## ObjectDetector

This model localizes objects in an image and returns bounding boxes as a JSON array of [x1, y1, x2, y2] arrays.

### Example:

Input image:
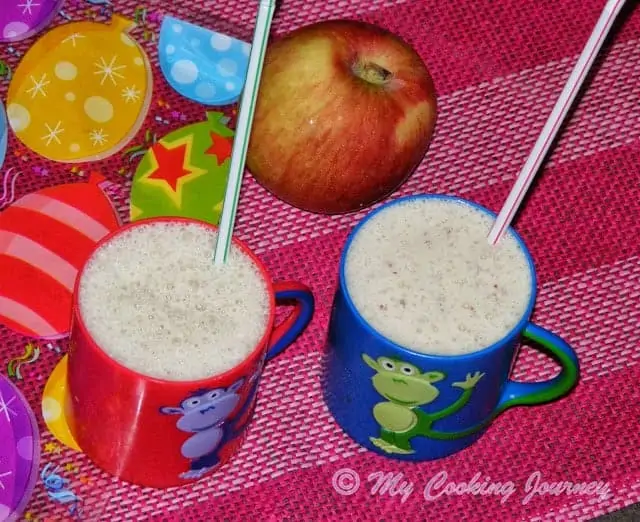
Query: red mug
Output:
[[65, 217, 315, 488]]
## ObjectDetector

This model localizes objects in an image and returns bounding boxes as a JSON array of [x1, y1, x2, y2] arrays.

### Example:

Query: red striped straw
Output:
[[487, 0, 628, 245]]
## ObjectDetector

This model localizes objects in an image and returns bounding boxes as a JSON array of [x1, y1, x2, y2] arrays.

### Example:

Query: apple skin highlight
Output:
[[246, 19, 438, 215]]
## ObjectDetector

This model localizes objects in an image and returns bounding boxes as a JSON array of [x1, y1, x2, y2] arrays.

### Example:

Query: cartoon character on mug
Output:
[[160, 367, 262, 480], [362, 354, 485, 455]]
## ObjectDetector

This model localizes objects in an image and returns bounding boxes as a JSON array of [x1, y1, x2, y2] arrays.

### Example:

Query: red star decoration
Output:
[[205, 132, 233, 166], [147, 142, 191, 192]]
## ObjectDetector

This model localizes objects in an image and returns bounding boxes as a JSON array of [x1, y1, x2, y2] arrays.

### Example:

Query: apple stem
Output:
[[354, 61, 393, 85]]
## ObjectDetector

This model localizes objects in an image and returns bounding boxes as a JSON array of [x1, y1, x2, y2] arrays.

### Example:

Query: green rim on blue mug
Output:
[[322, 194, 580, 460]]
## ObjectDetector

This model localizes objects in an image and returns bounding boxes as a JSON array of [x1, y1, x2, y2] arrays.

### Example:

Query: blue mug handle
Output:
[[265, 282, 315, 360], [495, 323, 580, 414]]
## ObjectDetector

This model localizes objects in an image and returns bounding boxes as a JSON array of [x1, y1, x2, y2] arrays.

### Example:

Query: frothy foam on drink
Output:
[[78, 221, 270, 381], [344, 198, 533, 355]]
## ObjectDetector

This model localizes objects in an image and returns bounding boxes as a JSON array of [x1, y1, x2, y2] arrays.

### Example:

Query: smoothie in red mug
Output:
[[66, 217, 314, 488]]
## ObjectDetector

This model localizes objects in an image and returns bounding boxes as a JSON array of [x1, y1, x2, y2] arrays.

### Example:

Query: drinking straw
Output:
[[213, 0, 276, 264], [487, 0, 628, 245]]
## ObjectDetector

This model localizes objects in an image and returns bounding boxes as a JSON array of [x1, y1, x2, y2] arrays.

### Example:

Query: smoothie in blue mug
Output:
[[322, 194, 579, 460]]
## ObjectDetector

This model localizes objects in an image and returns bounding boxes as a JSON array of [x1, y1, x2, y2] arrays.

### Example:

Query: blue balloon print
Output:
[[158, 16, 251, 106], [0, 101, 7, 170]]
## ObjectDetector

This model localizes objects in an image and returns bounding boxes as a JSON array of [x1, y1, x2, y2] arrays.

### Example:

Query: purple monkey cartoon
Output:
[[161, 378, 245, 480]]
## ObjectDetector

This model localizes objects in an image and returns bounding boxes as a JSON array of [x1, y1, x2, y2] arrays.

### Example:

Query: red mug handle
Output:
[[266, 282, 315, 360]]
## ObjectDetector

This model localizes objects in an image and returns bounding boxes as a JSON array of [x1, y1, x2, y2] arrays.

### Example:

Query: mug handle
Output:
[[424, 323, 579, 440], [495, 323, 580, 414], [265, 282, 315, 361]]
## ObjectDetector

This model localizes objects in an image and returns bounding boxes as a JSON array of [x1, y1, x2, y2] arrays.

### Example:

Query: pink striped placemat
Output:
[[0, 0, 638, 520]]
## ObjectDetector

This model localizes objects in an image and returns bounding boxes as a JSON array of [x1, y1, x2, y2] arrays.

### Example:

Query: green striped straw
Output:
[[213, 0, 276, 264]]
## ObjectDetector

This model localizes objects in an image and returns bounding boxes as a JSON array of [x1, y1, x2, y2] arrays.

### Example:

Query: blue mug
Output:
[[322, 194, 580, 460]]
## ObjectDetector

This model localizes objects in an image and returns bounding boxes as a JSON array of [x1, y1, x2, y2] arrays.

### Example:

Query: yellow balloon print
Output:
[[42, 355, 81, 451], [6, 15, 152, 163]]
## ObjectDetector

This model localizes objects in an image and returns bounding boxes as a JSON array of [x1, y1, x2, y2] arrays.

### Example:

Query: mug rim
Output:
[[71, 216, 277, 387], [338, 194, 538, 362]]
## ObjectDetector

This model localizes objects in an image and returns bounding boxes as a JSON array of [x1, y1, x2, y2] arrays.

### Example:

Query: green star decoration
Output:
[[129, 112, 234, 225]]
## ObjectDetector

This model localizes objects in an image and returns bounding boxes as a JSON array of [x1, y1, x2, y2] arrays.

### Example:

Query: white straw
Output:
[[214, 0, 276, 264], [487, 0, 627, 245]]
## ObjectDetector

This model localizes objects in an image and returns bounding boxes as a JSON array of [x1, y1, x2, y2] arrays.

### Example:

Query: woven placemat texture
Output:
[[0, 0, 638, 520]]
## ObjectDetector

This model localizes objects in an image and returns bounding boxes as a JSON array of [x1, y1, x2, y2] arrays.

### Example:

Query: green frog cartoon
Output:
[[362, 354, 485, 455]]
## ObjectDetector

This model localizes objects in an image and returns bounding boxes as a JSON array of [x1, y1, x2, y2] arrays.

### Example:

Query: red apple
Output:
[[246, 19, 438, 215]]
